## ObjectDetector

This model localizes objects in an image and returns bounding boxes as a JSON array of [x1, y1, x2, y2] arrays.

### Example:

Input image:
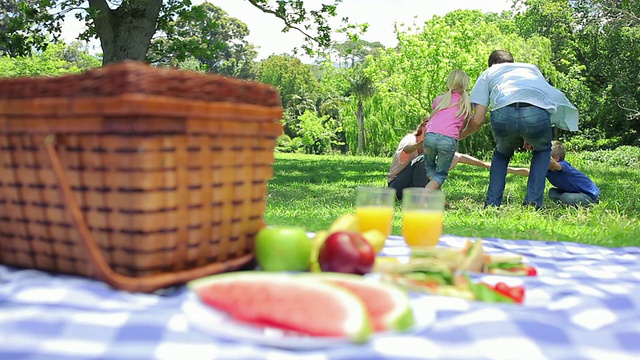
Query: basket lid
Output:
[[0, 61, 281, 107]]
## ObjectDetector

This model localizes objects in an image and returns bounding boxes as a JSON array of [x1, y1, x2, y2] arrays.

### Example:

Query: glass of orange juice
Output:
[[402, 188, 445, 249], [355, 186, 395, 238]]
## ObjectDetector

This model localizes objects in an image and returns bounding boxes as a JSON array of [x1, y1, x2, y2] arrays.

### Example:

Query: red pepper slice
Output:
[[494, 282, 510, 294], [492, 282, 525, 303], [507, 286, 525, 303]]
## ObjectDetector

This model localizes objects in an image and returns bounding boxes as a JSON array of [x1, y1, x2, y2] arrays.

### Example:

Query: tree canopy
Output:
[[0, 42, 100, 77], [0, 0, 58, 57], [146, 2, 258, 79], [2, 0, 347, 65]]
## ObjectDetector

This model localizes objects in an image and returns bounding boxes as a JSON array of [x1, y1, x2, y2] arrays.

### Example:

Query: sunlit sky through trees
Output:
[[61, 0, 511, 59]]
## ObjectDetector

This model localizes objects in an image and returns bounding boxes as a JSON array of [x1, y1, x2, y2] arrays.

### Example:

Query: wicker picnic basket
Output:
[[0, 61, 283, 292]]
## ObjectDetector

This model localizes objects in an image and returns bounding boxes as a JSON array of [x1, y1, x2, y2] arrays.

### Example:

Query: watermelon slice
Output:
[[299, 273, 415, 332], [188, 272, 372, 342]]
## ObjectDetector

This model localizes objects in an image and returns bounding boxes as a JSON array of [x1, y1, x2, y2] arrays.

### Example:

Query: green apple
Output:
[[255, 226, 312, 271]]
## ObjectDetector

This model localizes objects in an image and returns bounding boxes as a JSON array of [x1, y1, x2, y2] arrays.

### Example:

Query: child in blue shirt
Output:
[[546, 141, 600, 206], [521, 140, 600, 206]]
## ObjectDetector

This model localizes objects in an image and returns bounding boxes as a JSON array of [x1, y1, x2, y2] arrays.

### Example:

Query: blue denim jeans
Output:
[[548, 188, 599, 207], [487, 105, 552, 207], [423, 132, 457, 186]]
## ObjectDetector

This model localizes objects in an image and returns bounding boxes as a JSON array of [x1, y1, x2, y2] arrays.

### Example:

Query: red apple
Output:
[[318, 231, 375, 275]]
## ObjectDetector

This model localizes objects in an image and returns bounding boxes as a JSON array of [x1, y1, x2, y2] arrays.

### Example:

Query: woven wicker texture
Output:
[[0, 61, 283, 291], [0, 61, 280, 106]]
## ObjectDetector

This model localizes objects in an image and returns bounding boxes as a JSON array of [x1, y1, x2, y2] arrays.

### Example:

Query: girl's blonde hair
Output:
[[431, 69, 472, 121]]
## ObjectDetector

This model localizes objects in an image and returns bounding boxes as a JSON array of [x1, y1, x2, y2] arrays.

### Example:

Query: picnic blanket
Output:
[[1, 234, 640, 360]]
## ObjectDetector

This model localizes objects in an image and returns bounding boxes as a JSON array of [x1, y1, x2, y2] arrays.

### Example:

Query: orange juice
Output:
[[402, 209, 443, 247], [356, 206, 394, 238]]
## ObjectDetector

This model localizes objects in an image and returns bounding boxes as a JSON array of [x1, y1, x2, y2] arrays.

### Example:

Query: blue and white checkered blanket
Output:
[[2, 235, 640, 359]]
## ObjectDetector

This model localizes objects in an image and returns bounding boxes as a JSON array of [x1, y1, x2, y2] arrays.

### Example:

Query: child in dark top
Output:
[[522, 140, 600, 206], [546, 141, 600, 206]]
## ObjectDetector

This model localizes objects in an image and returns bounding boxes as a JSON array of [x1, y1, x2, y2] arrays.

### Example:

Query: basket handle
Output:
[[44, 135, 254, 293]]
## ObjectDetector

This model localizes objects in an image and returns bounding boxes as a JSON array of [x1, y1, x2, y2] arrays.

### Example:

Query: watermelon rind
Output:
[[188, 272, 373, 343], [297, 272, 415, 332]]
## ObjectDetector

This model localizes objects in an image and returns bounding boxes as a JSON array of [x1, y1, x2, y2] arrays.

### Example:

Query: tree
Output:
[[514, 0, 640, 147], [0, 42, 101, 77], [0, 0, 58, 57], [512, 0, 592, 141], [347, 64, 375, 155], [147, 3, 258, 79], [331, 39, 384, 68], [57, 41, 103, 69], [571, 0, 640, 145], [10, 0, 346, 65], [329, 40, 383, 155], [312, 61, 350, 152], [73, 0, 185, 65], [256, 54, 320, 139], [298, 110, 337, 154], [246, 0, 343, 55], [513, 0, 579, 74]]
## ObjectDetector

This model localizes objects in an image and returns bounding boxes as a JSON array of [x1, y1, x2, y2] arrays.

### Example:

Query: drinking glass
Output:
[[401, 188, 445, 248], [355, 186, 395, 238]]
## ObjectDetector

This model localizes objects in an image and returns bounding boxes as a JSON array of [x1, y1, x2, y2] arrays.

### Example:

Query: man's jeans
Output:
[[487, 104, 553, 208]]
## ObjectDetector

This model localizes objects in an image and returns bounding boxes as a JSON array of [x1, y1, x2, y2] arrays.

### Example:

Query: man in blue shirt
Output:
[[460, 50, 579, 209]]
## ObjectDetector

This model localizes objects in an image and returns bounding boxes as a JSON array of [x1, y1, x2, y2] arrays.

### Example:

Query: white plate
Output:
[[182, 292, 436, 350]]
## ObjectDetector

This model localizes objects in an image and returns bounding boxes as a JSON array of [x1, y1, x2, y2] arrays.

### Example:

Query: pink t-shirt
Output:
[[425, 92, 467, 139]]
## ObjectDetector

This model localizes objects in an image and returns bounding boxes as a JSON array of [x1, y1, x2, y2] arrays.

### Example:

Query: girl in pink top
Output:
[[423, 69, 473, 190]]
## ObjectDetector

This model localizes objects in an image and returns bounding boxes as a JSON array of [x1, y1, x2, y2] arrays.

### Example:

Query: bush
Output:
[[275, 134, 303, 153], [563, 128, 622, 151], [298, 110, 341, 155], [580, 146, 640, 169]]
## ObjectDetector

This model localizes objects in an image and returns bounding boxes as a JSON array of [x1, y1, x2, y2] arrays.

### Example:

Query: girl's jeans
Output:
[[487, 104, 553, 208], [423, 132, 457, 187]]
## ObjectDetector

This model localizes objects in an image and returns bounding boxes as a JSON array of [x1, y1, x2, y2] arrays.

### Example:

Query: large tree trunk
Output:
[[89, 0, 162, 65]]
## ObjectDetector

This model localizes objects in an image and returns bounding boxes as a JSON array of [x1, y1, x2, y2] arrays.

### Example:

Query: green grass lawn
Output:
[[264, 148, 640, 248]]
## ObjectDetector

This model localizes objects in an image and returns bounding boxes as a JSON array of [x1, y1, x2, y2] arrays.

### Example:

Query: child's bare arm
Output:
[[548, 157, 562, 171], [455, 153, 490, 169], [402, 140, 423, 153], [508, 157, 559, 177], [507, 167, 530, 176]]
